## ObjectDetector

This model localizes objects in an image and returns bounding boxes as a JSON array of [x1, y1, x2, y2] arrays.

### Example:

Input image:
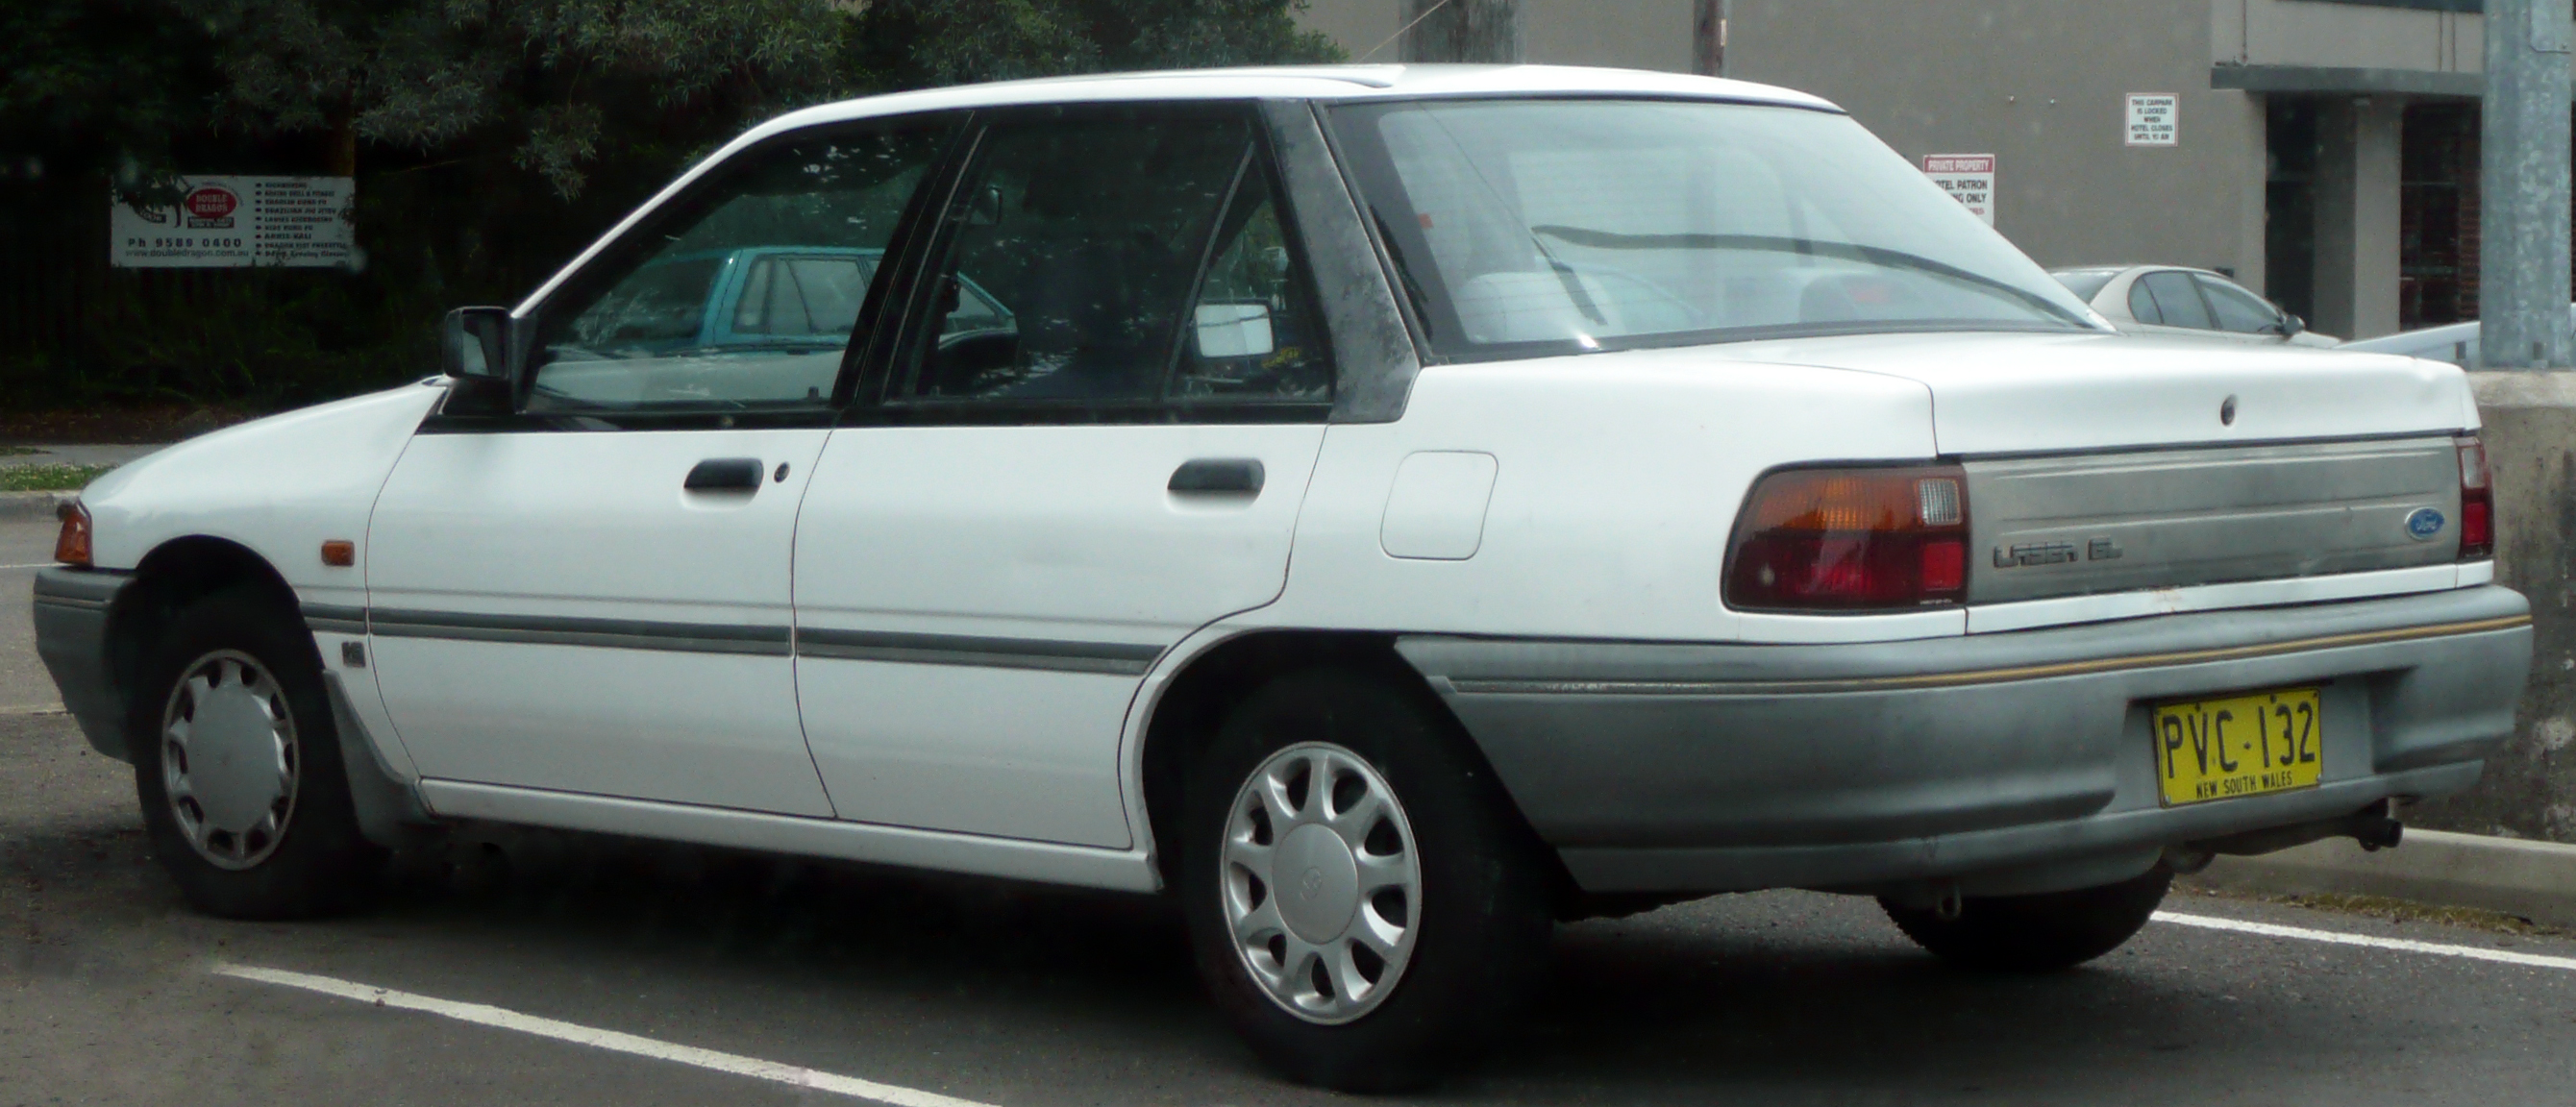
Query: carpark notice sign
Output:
[[2126, 94, 2178, 146], [1921, 154, 1995, 226], [111, 176, 356, 268]]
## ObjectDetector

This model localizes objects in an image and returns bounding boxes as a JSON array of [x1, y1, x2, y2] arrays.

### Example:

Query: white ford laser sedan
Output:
[[34, 65, 2531, 1091]]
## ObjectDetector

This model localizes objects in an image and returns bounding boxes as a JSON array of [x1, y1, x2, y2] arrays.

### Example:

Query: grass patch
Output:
[[0, 464, 117, 491], [0, 446, 40, 457]]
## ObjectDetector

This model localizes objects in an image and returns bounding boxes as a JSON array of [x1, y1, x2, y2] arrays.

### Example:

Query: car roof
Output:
[[518, 64, 1842, 312], [758, 64, 1840, 136]]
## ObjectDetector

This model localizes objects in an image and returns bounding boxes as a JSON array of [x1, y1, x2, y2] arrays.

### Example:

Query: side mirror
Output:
[[1193, 303, 1275, 359], [955, 184, 1004, 227], [441, 307, 513, 380], [2279, 313, 2306, 338]]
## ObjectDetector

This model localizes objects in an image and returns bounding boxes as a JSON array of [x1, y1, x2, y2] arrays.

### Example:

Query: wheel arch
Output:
[[1134, 628, 1573, 906], [107, 535, 309, 711]]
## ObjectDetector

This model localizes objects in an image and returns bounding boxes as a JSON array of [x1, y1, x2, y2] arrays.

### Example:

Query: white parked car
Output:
[[2051, 264, 2340, 346], [34, 65, 2529, 1091], [2336, 306, 2576, 367]]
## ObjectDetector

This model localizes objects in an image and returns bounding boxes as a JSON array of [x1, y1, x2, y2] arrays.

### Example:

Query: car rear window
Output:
[[1328, 98, 2097, 361]]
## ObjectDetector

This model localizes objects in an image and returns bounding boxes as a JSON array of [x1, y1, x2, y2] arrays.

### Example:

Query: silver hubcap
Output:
[[1221, 742, 1421, 1024], [161, 650, 299, 871]]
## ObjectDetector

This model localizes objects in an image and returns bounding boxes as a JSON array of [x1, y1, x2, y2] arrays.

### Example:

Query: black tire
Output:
[[1177, 667, 1553, 1093], [129, 587, 383, 919], [1880, 865, 2173, 972]]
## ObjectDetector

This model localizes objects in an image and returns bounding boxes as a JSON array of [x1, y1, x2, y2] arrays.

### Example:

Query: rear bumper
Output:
[[1398, 585, 2532, 895], [34, 566, 134, 761]]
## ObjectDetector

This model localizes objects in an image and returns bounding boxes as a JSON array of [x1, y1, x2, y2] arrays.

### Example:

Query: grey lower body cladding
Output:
[[33, 565, 132, 760], [1398, 584, 2531, 895]]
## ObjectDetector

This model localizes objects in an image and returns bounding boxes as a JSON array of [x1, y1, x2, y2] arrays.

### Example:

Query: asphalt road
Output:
[[7, 515, 2576, 1106]]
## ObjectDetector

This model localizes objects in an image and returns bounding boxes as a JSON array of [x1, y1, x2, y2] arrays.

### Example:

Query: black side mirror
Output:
[[2279, 313, 2306, 338], [441, 307, 514, 380]]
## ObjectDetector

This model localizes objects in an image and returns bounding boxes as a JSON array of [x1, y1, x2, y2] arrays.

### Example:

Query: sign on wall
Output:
[[2126, 94, 2179, 147], [1921, 154, 1996, 226], [111, 176, 356, 268]]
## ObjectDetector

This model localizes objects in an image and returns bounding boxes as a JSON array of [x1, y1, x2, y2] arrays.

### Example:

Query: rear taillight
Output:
[[1724, 465, 1969, 611], [53, 501, 89, 567], [2458, 435, 2492, 560]]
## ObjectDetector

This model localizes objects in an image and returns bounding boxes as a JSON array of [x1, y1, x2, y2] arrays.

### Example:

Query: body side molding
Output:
[[417, 779, 1160, 893]]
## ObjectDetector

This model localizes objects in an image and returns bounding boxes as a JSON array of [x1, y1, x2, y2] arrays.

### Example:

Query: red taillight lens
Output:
[[2458, 435, 2492, 560], [53, 501, 90, 567], [1724, 465, 1969, 611]]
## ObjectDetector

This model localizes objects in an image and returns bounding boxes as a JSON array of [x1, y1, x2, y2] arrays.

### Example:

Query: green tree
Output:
[[0, 0, 1344, 411]]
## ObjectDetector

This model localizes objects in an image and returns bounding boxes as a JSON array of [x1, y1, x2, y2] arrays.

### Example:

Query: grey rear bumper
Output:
[[34, 566, 135, 761], [1398, 585, 2532, 895]]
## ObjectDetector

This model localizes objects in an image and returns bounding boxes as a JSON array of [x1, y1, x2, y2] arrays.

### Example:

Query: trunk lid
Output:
[[1706, 330, 2478, 606], [1710, 330, 2476, 455]]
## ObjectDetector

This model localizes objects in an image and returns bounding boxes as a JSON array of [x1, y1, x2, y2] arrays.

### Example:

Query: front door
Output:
[[366, 114, 959, 815], [792, 103, 1338, 846]]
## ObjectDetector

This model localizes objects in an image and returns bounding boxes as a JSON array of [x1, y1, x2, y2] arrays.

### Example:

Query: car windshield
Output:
[[1329, 98, 2099, 359], [2050, 268, 2122, 301]]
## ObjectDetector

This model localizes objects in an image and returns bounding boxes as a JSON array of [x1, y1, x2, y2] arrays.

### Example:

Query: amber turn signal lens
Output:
[[53, 501, 90, 567], [321, 539, 356, 567]]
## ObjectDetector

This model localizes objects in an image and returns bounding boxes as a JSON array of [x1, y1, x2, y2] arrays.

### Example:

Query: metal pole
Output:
[[1402, 0, 1523, 63], [2480, 0, 2572, 369], [1695, 0, 1726, 78]]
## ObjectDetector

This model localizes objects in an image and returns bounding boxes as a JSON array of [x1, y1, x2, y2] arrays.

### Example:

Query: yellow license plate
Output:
[[2153, 687, 2323, 807]]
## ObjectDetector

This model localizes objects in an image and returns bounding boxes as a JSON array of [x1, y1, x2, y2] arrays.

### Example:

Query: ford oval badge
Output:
[[2406, 507, 2446, 541]]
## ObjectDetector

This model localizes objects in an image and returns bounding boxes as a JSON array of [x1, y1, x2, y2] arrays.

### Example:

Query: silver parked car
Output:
[[2052, 264, 2338, 347], [2337, 306, 2576, 367]]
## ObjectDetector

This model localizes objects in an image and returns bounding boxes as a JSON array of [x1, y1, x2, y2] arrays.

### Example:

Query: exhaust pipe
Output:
[[2161, 800, 2403, 873]]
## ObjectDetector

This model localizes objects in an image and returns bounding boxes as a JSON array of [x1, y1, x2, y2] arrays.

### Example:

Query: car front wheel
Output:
[[130, 588, 383, 919], [1177, 668, 1552, 1092]]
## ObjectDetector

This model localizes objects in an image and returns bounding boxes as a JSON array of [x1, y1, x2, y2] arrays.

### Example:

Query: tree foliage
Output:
[[0, 0, 1341, 409]]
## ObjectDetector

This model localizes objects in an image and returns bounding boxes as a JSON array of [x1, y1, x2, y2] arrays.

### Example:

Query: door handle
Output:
[[684, 457, 765, 492], [1169, 458, 1265, 495]]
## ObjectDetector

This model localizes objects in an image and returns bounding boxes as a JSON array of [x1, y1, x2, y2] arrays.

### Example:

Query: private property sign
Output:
[[111, 176, 356, 268], [1920, 154, 1995, 226]]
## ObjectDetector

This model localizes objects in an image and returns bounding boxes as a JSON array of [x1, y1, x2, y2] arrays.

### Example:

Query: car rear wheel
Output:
[[130, 588, 382, 919], [1880, 865, 2173, 972], [1177, 667, 1552, 1092]]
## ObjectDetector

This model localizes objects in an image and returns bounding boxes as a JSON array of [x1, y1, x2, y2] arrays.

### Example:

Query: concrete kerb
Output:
[[0, 491, 70, 522], [2190, 828, 2576, 928]]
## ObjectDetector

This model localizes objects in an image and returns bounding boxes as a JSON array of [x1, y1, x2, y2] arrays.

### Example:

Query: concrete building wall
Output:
[[2217, 0, 2481, 70], [1723, 0, 2265, 282]]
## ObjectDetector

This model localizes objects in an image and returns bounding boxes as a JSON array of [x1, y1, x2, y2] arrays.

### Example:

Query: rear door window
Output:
[[2139, 270, 2215, 330], [894, 104, 1333, 412]]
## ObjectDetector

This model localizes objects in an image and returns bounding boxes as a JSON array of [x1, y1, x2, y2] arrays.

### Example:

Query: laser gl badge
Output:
[[2405, 506, 2446, 541]]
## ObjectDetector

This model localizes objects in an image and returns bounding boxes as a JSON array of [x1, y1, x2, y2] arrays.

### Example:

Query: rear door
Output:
[[790, 101, 1337, 847], [365, 114, 959, 815]]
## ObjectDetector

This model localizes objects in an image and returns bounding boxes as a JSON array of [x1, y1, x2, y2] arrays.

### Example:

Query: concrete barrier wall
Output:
[[2411, 373, 2576, 840]]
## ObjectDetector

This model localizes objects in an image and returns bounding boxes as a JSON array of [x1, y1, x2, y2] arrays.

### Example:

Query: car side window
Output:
[[2126, 280, 2163, 326], [527, 118, 955, 414], [899, 106, 1328, 409], [2140, 270, 2215, 330], [2196, 276, 2280, 333], [1173, 147, 1333, 404]]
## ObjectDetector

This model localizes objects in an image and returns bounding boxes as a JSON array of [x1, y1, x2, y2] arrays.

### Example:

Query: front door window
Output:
[[529, 120, 955, 413]]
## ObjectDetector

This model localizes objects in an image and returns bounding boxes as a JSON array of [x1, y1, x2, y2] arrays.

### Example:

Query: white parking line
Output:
[[212, 963, 996, 1107], [0, 563, 59, 570], [2155, 911, 2576, 972]]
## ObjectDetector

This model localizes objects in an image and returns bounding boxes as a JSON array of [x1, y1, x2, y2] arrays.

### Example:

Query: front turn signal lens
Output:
[[1724, 464, 1969, 611], [54, 501, 90, 567]]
